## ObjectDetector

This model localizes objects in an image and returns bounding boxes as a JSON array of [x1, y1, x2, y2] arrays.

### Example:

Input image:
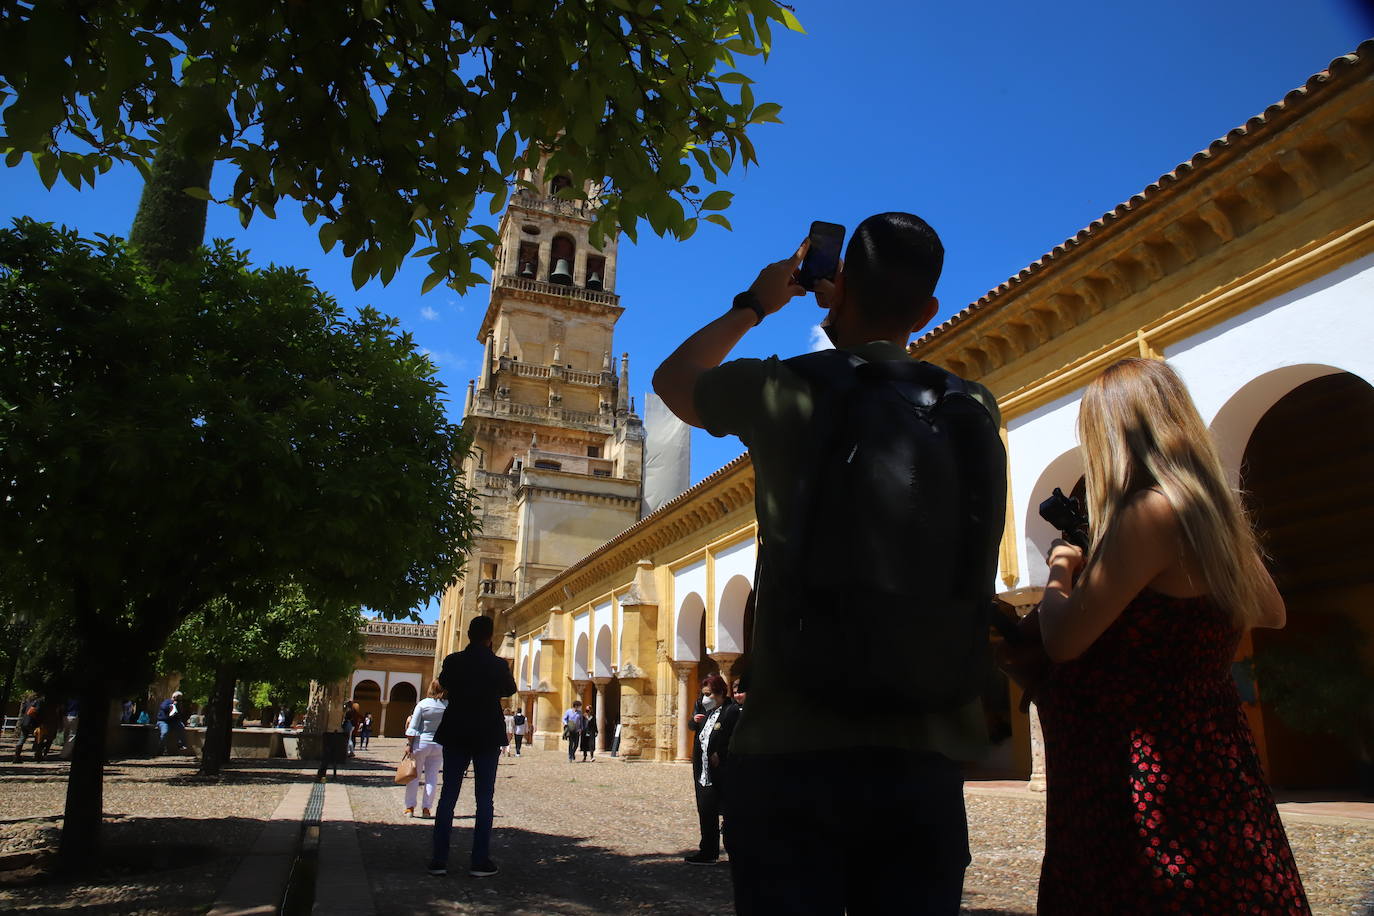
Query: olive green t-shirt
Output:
[[694, 340, 998, 760]]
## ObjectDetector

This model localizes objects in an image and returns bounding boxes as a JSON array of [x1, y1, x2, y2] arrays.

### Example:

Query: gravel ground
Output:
[[347, 738, 1374, 916], [0, 746, 299, 914], [1, 734, 1370, 914]]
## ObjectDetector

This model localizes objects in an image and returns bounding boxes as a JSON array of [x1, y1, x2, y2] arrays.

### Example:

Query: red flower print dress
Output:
[[1036, 588, 1310, 914]]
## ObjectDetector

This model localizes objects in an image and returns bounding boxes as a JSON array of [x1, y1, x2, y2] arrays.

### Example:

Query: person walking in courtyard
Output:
[[12, 692, 43, 762], [503, 708, 515, 757], [562, 700, 584, 763], [685, 675, 739, 865], [580, 706, 598, 761], [429, 614, 517, 878], [512, 708, 527, 756], [655, 213, 1007, 913], [1033, 358, 1309, 914], [404, 679, 448, 819], [342, 701, 358, 757], [359, 713, 373, 750]]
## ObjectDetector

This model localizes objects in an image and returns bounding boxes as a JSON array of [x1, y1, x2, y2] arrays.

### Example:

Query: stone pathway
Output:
[[0, 752, 299, 913], [338, 738, 1374, 915], [2, 736, 1372, 913]]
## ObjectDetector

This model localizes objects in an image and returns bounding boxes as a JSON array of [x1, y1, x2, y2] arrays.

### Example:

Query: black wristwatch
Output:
[[731, 289, 766, 326]]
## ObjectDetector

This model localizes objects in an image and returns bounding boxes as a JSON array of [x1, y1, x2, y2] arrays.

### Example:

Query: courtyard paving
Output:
[[342, 737, 1374, 916], [0, 733, 1371, 913]]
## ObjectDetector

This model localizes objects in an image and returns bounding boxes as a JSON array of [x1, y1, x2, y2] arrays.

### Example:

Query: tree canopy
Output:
[[0, 217, 478, 862], [161, 587, 367, 774], [0, 0, 802, 291]]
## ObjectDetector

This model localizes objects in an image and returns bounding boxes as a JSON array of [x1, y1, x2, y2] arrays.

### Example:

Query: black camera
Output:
[[1037, 487, 1090, 552]]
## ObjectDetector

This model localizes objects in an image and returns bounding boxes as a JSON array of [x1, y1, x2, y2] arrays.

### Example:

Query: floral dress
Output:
[[1037, 588, 1310, 914]]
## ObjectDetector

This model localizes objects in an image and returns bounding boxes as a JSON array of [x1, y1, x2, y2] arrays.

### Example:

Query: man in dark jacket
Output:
[[429, 614, 517, 879]]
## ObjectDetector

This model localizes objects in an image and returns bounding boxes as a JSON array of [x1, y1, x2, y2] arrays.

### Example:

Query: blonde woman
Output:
[[404, 679, 448, 818], [1035, 359, 1308, 914]]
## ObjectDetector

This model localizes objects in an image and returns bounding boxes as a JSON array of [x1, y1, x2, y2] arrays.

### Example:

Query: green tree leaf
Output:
[[701, 190, 733, 211], [0, 0, 794, 291]]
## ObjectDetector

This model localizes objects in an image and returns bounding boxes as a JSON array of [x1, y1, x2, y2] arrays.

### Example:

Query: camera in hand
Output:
[[1038, 487, 1090, 551]]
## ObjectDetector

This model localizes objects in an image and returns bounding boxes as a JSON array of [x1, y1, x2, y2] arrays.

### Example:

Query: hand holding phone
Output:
[[797, 221, 845, 291]]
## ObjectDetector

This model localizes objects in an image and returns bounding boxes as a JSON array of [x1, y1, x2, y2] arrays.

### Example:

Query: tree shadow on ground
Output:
[[0, 814, 274, 913]]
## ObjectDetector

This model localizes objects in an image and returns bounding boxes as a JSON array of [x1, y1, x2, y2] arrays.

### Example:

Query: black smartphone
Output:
[[797, 220, 845, 291]]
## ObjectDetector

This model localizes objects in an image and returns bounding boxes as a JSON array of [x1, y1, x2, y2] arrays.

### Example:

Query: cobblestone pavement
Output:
[[0, 749, 298, 914], [345, 738, 1374, 915], [2, 735, 1370, 914]]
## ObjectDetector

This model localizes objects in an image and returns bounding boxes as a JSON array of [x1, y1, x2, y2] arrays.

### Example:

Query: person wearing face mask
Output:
[[685, 674, 738, 865]]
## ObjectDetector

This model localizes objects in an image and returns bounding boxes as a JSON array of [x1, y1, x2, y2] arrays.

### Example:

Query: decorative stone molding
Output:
[[616, 662, 646, 681]]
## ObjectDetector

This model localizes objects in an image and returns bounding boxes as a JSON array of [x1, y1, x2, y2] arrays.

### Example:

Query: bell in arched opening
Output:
[[586, 271, 603, 290], [520, 262, 534, 278], [550, 258, 573, 285]]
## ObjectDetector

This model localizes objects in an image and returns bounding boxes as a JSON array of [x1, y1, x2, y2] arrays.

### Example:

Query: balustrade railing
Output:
[[499, 360, 608, 388], [468, 394, 616, 430], [496, 275, 619, 307], [479, 579, 516, 598], [510, 190, 598, 219]]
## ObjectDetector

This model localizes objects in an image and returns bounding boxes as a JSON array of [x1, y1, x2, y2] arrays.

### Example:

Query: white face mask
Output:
[[701, 695, 717, 712]]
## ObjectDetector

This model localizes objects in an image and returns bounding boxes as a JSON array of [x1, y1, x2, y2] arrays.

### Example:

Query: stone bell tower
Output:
[[434, 161, 646, 668]]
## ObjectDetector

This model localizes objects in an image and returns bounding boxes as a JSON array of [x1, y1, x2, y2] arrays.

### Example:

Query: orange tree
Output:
[[0, 219, 477, 870], [0, 0, 801, 288]]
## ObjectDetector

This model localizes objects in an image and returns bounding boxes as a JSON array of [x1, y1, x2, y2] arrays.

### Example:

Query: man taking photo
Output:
[[653, 212, 1007, 915]]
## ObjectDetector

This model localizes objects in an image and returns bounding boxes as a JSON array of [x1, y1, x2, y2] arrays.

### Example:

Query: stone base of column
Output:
[[1027, 701, 1047, 792]]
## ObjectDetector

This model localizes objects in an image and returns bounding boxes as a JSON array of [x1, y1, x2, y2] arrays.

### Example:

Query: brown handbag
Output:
[[394, 752, 418, 785]]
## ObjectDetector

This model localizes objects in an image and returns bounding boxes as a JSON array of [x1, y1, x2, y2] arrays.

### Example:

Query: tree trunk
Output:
[[0, 644, 18, 716], [198, 665, 236, 777], [128, 146, 214, 273], [57, 682, 111, 874]]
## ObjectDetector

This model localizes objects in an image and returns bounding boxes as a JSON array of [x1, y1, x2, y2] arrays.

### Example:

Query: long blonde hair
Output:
[[1077, 358, 1268, 626]]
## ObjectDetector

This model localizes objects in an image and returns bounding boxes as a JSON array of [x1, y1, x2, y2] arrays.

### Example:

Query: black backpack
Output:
[[773, 349, 1007, 713]]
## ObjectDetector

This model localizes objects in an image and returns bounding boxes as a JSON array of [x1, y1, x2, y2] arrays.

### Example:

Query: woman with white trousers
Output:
[[404, 678, 449, 818]]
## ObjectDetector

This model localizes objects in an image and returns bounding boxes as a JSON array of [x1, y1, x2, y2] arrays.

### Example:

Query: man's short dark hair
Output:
[[843, 212, 944, 325], [468, 614, 495, 642]]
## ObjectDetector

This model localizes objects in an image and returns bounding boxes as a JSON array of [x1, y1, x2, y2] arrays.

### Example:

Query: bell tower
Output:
[[435, 161, 646, 668]]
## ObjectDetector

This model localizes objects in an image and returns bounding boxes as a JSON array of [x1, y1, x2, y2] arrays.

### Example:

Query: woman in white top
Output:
[[503, 709, 515, 757], [404, 678, 448, 818]]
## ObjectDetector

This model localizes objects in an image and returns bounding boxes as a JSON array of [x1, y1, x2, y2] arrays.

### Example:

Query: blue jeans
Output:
[[431, 746, 500, 867]]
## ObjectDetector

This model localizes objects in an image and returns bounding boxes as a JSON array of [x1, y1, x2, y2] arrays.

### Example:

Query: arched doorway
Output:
[[352, 680, 382, 738], [1239, 371, 1374, 790], [385, 681, 418, 738]]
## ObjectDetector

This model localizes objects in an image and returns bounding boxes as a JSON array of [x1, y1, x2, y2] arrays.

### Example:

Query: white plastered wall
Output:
[[592, 599, 614, 677], [571, 610, 591, 680], [713, 538, 756, 654], [1003, 252, 1374, 593], [672, 558, 708, 661]]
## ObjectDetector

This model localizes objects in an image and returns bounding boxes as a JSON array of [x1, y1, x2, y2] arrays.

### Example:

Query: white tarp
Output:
[[642, 392, 691, 518]]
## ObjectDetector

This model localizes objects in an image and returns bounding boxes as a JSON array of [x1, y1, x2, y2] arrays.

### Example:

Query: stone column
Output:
[[535, 691, 562, 752], [710, 652, 741, 688], [1028, 701, 1047, 792], [673, 661, 696, 763], [592, 677, 611, 751]]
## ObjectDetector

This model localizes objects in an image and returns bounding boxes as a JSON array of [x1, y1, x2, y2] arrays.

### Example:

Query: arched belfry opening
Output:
[[549, 234, 575, 286], [1239, 370, 1374, 791]]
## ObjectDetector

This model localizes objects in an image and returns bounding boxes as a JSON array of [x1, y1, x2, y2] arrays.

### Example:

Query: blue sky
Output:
[[3, 1, 1370, 619]]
